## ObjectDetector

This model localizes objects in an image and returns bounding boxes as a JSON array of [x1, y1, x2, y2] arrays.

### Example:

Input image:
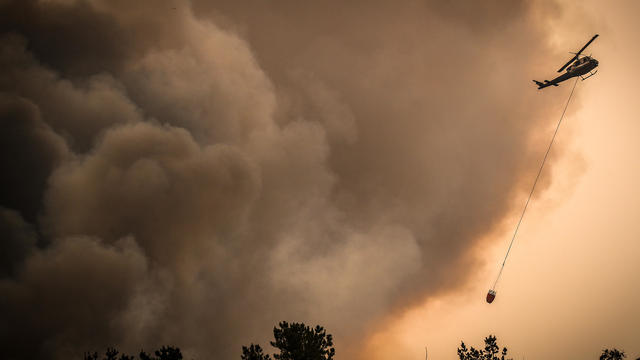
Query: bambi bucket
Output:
[[486, 289, 496, 303]]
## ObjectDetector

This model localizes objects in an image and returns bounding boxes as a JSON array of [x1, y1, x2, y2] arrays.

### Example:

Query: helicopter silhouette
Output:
[[533, 34, 599, 89]]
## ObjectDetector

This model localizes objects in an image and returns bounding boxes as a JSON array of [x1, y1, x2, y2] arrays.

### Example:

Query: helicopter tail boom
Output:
[[533, 79, 559, 89]]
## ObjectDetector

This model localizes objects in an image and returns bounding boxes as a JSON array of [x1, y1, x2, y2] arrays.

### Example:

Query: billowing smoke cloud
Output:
[[0, 1, 569, 359]]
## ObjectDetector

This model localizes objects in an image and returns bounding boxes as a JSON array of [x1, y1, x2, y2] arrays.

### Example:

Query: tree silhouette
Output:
[[142, 346, 183, 360], [241, 321, 335, 360], [270, 321, 335, 360], [600, 348, 626, 360], [242, 344, 272, 360], [84, 347, 134, 360], [457, 335, 511, 360]]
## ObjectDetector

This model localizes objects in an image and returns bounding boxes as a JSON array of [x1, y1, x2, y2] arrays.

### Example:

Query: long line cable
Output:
[[491, 77, 579, 291]]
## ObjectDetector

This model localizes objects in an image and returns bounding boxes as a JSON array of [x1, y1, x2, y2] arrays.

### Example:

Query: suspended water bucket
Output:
[[486, 289, 496, 303]]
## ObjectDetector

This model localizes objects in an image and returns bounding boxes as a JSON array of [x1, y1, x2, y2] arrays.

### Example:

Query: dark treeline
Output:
[[85, 321, 334, 360], [85, 323, 637, 360], [84, 346, 182, 360], [457, 336, 639, 360]]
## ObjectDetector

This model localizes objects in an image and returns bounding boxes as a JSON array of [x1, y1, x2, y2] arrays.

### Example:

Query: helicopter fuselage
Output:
[[534, 56, 599, 89]]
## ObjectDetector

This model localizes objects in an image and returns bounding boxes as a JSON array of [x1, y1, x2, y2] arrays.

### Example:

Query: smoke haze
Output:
[[0, 1, 572, 359]]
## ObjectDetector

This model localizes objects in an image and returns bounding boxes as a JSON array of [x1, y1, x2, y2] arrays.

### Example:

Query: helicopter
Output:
[[533, 34, 599, 89]]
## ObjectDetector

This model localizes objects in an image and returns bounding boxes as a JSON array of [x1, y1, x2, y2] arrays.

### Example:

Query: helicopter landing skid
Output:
[[581, 70, 598, 81]]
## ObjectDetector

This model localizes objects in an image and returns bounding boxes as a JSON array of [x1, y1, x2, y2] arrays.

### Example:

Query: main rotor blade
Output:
[[557, 34, 599, 73], [576, 34, 599, 56]]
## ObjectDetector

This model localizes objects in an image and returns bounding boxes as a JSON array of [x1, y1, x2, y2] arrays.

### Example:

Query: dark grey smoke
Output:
[[0, 1, 570, 359]]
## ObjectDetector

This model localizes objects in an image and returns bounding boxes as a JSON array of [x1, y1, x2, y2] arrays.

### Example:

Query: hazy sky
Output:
[[364, 2, 640, 359], [0, 1, 638, 360]]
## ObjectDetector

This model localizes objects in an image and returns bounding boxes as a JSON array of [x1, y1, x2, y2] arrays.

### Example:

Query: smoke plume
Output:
[[0, 1, 570, 359]]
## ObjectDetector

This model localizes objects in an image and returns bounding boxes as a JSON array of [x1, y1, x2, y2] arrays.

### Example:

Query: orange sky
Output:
[[362, 2, 640, 359]]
